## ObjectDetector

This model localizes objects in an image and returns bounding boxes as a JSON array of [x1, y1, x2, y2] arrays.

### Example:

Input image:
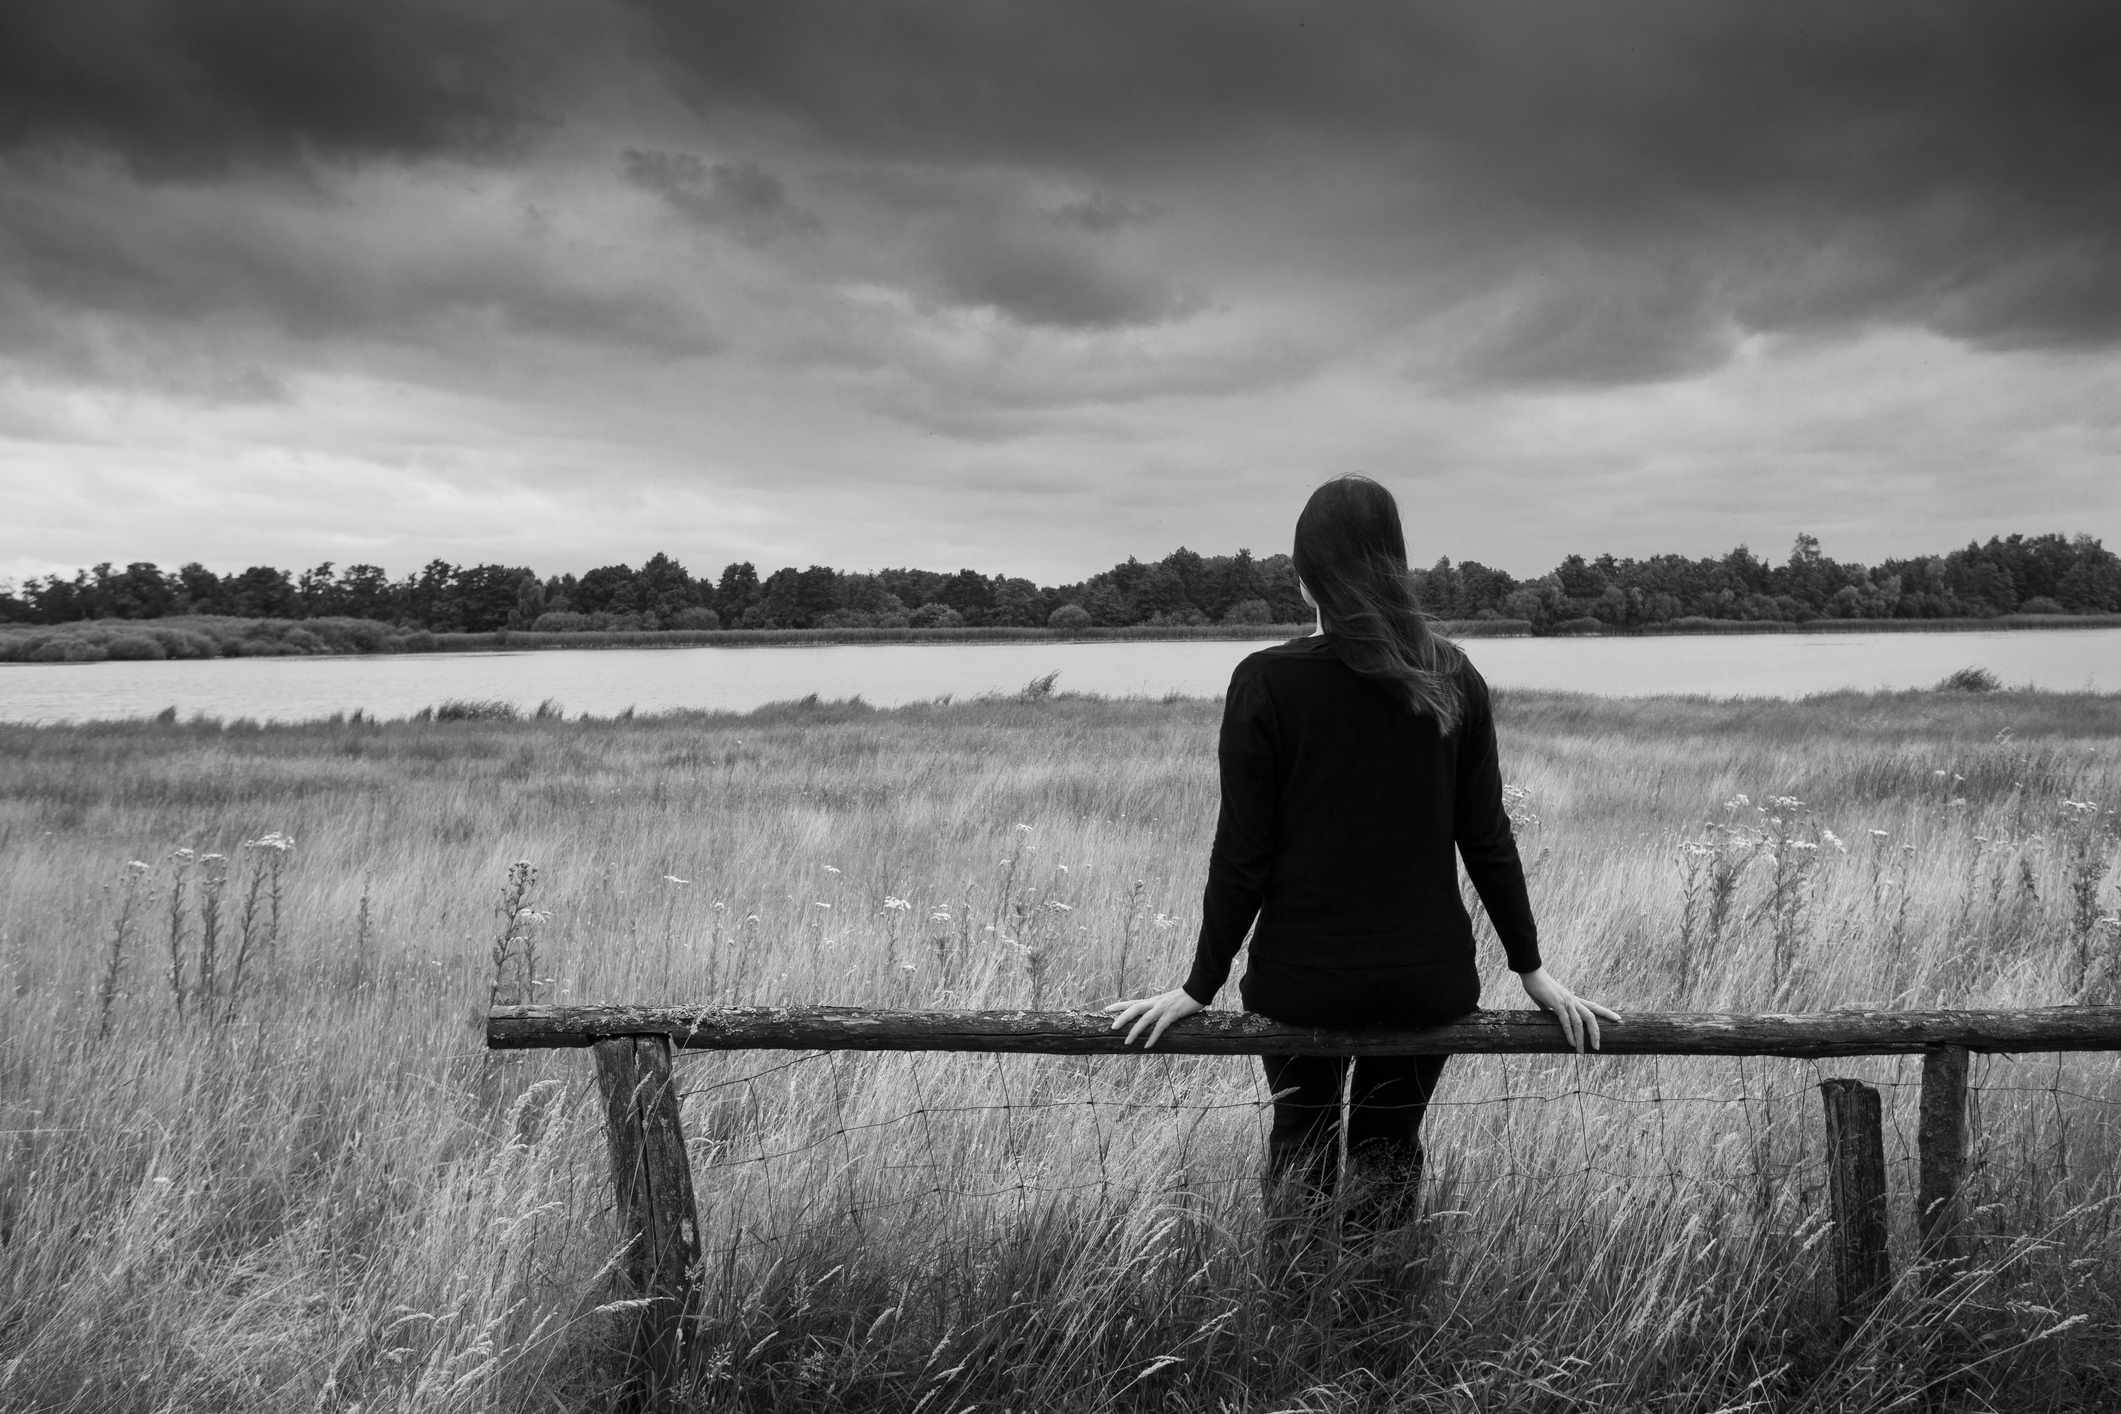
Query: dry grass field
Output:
[[3, 683, 2120, 1412]]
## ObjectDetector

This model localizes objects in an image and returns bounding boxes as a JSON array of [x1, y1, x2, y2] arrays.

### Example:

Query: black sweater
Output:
[[1180, 635, 1541, 1029]]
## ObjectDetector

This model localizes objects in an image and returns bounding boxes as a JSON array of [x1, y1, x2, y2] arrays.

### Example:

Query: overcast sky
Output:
[[4, 1, 2118, 587]]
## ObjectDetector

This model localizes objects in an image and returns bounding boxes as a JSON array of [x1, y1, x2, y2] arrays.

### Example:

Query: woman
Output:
[[1105, 475, 1617, 1234]]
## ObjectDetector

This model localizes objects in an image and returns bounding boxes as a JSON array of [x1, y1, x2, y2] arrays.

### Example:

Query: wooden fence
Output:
[[487, 1003, 2121, 1409]]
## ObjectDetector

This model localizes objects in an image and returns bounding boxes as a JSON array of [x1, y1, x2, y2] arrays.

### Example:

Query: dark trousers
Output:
[[1261, 1052, 1448, 1235]]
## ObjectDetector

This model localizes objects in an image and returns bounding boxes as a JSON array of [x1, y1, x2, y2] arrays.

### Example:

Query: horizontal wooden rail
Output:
[[487, 1003, 2121, 1058]]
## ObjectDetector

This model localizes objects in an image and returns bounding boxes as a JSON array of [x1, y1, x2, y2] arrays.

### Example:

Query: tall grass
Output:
[[1, 688, 2118, 1410]]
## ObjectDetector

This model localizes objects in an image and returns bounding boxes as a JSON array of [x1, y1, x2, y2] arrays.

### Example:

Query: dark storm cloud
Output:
[[632, 0, 2121, 369], [621, 150, 822, 242], [0, 0, 568, 174], [4, 0, 2119, 388], [1051, 193, 1154, 235]]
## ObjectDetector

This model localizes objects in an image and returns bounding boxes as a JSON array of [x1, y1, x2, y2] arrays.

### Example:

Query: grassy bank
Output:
[[1, 617, 1524, 663], [2, 689, 2119, 1411], [1636, 613, 2121, 636], [11, 611, 2120, 666]]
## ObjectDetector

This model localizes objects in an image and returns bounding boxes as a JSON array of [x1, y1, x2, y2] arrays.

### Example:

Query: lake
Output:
[[3, 628, 2119, 724]]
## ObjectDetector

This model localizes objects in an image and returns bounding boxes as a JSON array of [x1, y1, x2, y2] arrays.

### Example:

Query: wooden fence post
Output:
[[1918, 1045, 1970, 1271], [593, 1035, 702, 1411], [1820, 1078, 1890, 1329]]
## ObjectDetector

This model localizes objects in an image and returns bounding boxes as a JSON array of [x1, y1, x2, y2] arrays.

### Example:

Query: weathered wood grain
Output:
[[1822, 1077, 1891, 1331], [491, 1003, 2121, 1057], [593, 1036, 701, 1412], [1918, 1045, 1971, 1269]]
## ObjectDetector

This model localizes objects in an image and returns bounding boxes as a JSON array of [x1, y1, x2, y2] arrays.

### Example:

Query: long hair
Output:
[[1292, 475, 1466, 733]]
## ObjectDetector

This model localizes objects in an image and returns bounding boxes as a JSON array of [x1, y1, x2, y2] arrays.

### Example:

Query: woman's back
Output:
[[1185, 635, 1540, 1028]]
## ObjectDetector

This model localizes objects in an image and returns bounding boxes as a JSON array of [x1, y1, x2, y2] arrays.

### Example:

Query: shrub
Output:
[[304, 618, 390, 653], [148, 629, 217, 659], [434, 699, 520, 721], [907, 603, 965, 629], [2020, 596, 2067, 615], [280, 628, 326, 653], [531, 611, 594, 632], [666, 606, 721, 631], [1220, 598, 1273, 626], [391, 631, 438, 653], [1937, 666, 2002, 693], [103, 634, 167, 661], [1047, 604, 1093, 630], [1551, 616, 1605, 636]]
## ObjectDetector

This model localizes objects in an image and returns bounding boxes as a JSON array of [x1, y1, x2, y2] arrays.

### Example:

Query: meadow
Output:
[[3, 683, 2120, 1412]]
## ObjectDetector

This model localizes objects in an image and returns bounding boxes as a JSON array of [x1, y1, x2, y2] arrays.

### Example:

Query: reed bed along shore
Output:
[[3, 686, 2120, 1412], [9, 612, 2121, 666]]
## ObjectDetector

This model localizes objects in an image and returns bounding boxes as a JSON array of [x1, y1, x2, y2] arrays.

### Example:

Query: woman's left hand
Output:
[[1103, 987, 1204, 1048], [1517, 966, 1622, 1052]]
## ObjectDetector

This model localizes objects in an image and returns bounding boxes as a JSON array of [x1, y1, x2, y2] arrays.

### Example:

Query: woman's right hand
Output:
[[1102, 987, 1204, 1049], [1517, 967, 1621, 1052]]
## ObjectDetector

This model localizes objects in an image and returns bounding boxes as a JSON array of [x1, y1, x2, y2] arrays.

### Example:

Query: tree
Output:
[[175, 563, 227, 615], [454, 564, 534, 632], [988, 577, 1042, 627], [226, 566, 298, 618], [573, 563, 641, 616], [404, 560, 461, 630], [510, 572, 546, 629], [1128, 563, 1194, 623], [716, 562, 761, 617], [1080, 583, 1127, 625], [937, 570, 994, 625], [296, 563, 336, 617], [338, 565, 396, 621], [638, 552, 704, 619]]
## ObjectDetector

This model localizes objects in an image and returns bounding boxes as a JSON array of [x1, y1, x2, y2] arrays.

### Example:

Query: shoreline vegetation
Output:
[[14, 671, 2121, 733], [6, 610, 2121, 665], [5, 688, 2119, 1410], [6, 532, 2120, 658]]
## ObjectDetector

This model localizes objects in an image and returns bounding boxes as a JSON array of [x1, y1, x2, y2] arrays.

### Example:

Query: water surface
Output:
[[2, 628, 2117, 724]]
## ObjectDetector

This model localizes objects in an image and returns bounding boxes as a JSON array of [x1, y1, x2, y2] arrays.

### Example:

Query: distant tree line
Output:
[[4, 533, 2117, 635]]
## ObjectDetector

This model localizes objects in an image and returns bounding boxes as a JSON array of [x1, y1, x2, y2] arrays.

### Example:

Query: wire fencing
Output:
[[658, 1045, 2121, 1268]]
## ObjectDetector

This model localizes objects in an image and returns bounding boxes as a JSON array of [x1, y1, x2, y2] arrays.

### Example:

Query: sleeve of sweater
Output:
[[1453, 666, 1543, 973], [1181, 664, 1278, 1005]]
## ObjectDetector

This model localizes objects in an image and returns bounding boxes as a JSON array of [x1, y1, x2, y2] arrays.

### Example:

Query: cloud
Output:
[[0, 0, 577, 175], [1051, 193, 1153, 234], [3, 1, 2119, 587], [621, 149, 822, 242], [630, 0, 2121, 374]]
